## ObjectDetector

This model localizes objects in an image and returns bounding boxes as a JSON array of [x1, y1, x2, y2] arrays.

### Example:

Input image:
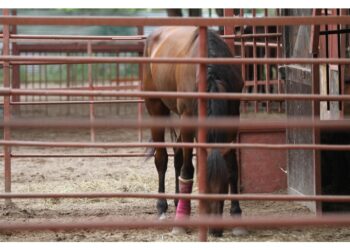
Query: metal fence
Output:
[[1, 9, 350, 242]]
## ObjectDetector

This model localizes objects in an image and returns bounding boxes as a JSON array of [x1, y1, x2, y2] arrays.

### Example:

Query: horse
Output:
[[143, 26, 244, 237]]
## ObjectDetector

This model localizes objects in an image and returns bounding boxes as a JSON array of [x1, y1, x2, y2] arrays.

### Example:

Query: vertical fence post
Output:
[[310, 9, 322, 214], [2, 9, 12, 205], [223, 9, 235, 55], [137, 26, 144, 142], [87, 41, 96, 142], [11, 9, 20, 115], [198, 26, 208, 242]]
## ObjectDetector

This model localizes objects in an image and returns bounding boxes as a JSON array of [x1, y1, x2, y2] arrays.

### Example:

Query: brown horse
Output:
[[143, 26, 244, 237]]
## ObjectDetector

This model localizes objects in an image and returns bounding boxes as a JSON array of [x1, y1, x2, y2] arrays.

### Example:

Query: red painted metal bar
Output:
[[0, 215, 350, 232], [276, 9, 283, 112], [2, 117, 350, 131], [253, 9, 259, 112], [2, 9, 12, 205], [137, 26, 144, 143], [2, 55, 350, 64], [87, 42, 95, 142], [4, 153, 176, 158], [222, 33, 282, 39], [240, 9, 247, 113], [1, 140, 350, 151], [1, 16, 350, 27], [15, 43, 143, 54], [3, 89, 350, 102], [0, 193, 349, 203], [245, 79, 282, 86], [264, 9, 271, 112], [311, 9, 322, 214], [10, 99, 144, 105], [223, 9, 235, 55], [198, 26, 208, 242], [9, 34, 146, 41]]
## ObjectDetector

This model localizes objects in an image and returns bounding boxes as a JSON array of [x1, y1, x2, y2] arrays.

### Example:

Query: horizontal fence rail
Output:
[[1, 140, 350, 151], [1, 215, 350, 232], [1, 193, 350, 203], [1, 117, 350, 130], [1, 55, 350, 64], [1, 88, 350, 101], [1, 16, 350, 27]]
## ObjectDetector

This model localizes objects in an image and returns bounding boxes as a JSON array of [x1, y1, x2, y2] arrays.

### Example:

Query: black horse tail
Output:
[[144, 128, 178, 162]]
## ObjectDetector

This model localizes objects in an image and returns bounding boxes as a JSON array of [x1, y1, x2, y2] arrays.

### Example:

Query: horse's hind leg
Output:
[[145, 99, 170, 218], [226, 149, 242, 215], [226, 149, 248, 236]]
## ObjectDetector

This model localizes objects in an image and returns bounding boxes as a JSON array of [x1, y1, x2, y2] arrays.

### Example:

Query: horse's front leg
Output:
[[152, 127, 169, 218], [145, 98, 170, 219]]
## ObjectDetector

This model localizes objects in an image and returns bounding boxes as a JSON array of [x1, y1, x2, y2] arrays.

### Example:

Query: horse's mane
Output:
[[205, 30, 243, 143]]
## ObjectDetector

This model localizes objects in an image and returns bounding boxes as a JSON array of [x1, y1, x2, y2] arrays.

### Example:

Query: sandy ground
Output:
[[0, 111, 349, 242]]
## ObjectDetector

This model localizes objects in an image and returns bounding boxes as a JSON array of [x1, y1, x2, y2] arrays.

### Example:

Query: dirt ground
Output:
[[0, 120, 350, 242]]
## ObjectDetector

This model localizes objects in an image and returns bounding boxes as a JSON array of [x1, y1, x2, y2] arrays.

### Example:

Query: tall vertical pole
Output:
[[240, 9, 247, 113], [198, 26, 208, 242], [3, 9, 12, 205], [11, 9, 20, 115], [310, 9, 322, 214], [223, 9, 235, 55], [137, 26, 144, 142], [88, 42, 95, 142]]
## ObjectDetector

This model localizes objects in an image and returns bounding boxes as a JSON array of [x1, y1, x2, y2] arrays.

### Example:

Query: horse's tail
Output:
[[144, 128, 178, 162]]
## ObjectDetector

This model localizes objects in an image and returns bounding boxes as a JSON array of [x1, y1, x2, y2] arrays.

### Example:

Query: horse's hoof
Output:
[[232, 227, 248, 236], [159, 213, 167, 220], [171, 227, 187, 235]]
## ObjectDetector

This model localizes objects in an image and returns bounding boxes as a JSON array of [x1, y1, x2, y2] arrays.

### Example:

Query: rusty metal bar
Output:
[[2, 9, 12, 205], [0, 215, 350, 232], [2, 55, 350, 65], [1, 16, 350, 27], [0, 193, 349, 203], [198, 26, 208, 242]]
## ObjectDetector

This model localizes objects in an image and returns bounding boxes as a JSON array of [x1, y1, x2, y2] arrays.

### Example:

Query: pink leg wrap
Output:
[[175, 177, 193, 220]]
